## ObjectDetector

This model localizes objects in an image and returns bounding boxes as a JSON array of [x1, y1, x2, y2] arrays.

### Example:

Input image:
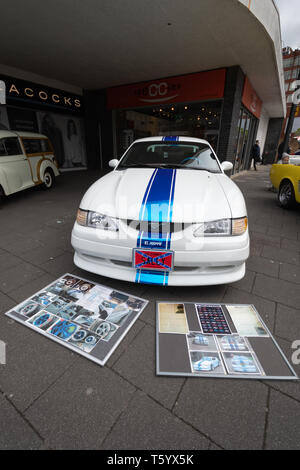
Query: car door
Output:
[[0, 137, 33, 194], [21, 138, 44, 184]]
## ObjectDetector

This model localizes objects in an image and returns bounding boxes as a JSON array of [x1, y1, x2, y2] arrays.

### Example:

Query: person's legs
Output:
[[253, 158, 257, 171]]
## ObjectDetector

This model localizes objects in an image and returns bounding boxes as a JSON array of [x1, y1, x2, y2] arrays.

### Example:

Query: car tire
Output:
[[278, 180, 295, 209], [42, 169, 55, 190]]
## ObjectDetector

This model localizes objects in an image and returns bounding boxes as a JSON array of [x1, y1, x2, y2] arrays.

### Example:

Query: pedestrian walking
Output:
[[251, 140, 261, 171]]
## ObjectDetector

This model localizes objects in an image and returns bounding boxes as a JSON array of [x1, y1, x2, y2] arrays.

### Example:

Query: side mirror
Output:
[[221, 161, 233, 172], [108, 159, 119, 168]]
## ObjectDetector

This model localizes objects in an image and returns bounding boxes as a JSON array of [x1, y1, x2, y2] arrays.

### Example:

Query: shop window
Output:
[[22, 138, 42, 154], [233, 107, 257, 174], [114, 100, 222, 157]]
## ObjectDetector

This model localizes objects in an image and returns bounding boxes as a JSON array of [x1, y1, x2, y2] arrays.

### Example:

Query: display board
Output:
[[156, 302, 298, 380], [5, 274, 148, 366]]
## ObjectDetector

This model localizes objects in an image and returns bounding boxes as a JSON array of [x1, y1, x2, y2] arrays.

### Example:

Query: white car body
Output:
[[72, 136, 249, 286], [0, 130, 59, 196]]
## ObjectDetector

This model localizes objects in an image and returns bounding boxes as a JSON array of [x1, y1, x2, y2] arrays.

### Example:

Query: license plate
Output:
[[133, 249, 174, 271]]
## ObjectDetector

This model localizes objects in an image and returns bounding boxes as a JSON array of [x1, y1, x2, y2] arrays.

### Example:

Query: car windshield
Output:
[[118, 141, 221, 173]]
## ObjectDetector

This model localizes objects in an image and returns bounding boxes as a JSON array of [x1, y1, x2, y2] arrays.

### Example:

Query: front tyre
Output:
[[278, 180, 295, 209], [42, 169, 55, 190]]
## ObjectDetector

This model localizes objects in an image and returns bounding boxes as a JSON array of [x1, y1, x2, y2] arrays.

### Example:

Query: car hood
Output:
[[80, 168, 245, 223]]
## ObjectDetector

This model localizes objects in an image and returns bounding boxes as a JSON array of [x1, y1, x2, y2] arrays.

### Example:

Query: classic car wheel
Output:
[[278, 180, 295, 209], [42, 169, 55, 190]]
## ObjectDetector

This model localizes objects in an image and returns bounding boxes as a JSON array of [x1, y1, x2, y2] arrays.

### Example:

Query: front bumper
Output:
[[71, 222, 249, 286]]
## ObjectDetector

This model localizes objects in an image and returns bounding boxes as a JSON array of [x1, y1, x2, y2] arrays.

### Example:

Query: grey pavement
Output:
[[0, 165, 300, 450]]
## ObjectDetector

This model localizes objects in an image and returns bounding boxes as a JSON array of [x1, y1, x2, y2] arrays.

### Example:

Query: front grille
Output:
[[125, 220, 190, 234]]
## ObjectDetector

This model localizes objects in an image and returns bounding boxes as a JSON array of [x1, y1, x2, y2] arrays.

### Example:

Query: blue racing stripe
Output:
[[140, 168, 175, 223], [162, 136, 179, 142], [135, 168, 177, 285]]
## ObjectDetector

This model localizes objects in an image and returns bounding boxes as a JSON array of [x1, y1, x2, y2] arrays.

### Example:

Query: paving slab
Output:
[[253, 274, 300, 310], [174, 378, 269, 450], [261, 246, 299, 265], [0, 393, 42, 450], [275, 304, 300, 342], [229, 269, 256, 293], [265, 389, 300, 450], [5, 272, 56, 304], [19, 246, 65, 266], [281, 238, 300, 253], [247, 256, 279, 278], [279, 262, 300, 285], [102, 390, 209, 450], [0, 262, 45, 294], [25, 359, 135, 450], [41, 252, 77, 277], [0, 332, 77, 412], [113, 324, 184, 410]]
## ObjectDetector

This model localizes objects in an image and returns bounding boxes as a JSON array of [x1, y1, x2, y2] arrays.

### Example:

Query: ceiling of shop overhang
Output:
[[0, 0, 284, 116]]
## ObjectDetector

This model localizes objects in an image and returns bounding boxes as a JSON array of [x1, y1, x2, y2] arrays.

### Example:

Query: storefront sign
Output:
[[0, 75, 83, 113], [107, 69, 226, 109], [242, 77, 262, 119]]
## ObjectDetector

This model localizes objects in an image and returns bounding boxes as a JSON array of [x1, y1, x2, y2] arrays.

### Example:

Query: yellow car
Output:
[[270, 163, 300, 208]]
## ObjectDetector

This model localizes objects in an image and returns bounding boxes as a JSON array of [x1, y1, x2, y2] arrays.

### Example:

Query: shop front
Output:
[[107, 69, 226, 158], [106, 69, 263, 175], [233, 78, 262, 173], [0, 75, 87, 171]]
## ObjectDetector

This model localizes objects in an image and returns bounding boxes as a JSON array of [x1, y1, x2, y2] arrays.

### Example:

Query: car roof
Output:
[[132, 136, 211, 145], [0, 130, 48, 139]]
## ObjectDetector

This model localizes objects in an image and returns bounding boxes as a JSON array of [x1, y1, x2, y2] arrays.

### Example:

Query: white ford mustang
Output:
[[71, 136, 249, 286]]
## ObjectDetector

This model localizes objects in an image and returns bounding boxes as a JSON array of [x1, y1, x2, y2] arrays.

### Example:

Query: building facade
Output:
[[281, 47, 300, 148], [0, 0, 286, 174]]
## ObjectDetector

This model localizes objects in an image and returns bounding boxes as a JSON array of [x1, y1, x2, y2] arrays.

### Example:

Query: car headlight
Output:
[[193, 217, 247, 237], [76, 209, 119, 231]]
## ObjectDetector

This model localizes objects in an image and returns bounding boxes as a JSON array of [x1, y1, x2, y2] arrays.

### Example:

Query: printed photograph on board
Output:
[[226, 305, 268, 337], [16, 300, 42, 318], [216, 335, 250, 352], [158, 303, 189, 334], [45, 297, 71, 315], [196, 304, 231, 335], [27, 311, 59, 331], [48, 319, 78, 341], [187, 332, 217, 352], [222, 352, 264, 376], [4, 274, 148, 365], [31, 291, 57, 307], [68, 328, 101, 353], [190, 351, 226, 375]]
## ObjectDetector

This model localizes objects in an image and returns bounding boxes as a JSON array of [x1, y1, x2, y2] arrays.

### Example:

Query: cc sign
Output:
[[148, 82, 168, 97]]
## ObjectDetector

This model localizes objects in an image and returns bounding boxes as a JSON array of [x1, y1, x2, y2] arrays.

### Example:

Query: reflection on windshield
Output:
[[118, 141, 221, 173]]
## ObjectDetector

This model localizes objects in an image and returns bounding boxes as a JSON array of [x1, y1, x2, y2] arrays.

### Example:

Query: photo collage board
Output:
[[156, 302, 298, 380], [5, 274, 148, 366]]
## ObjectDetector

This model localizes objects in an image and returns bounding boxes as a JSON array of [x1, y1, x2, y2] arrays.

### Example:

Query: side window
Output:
[[22, 139, 42, 154], [2, 138, 22, 156], [0, 139, 7, 156], [40, 139, 52, 153]]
